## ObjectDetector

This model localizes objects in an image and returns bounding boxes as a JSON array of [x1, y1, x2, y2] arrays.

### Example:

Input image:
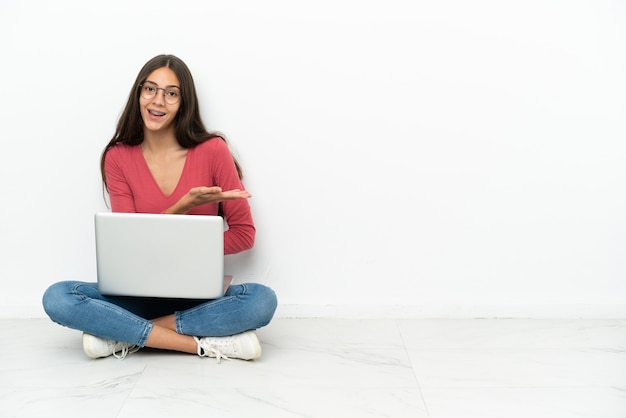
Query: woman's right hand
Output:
[[165, 186, 251, 214]]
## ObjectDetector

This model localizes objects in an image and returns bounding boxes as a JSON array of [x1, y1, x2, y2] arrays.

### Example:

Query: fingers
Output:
[[217, 190, 252, 200], [189, 186, 221, 196], [189, 187, 251, 202]]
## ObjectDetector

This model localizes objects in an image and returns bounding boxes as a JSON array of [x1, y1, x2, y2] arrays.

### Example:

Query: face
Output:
[[139, 67, 181, 135]]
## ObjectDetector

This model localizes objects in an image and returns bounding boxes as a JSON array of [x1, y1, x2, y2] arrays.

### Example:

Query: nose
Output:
[[152, 89, 166, 105]]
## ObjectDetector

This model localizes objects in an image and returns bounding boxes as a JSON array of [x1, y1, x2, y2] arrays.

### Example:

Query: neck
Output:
[[142, 128, 180, 153]]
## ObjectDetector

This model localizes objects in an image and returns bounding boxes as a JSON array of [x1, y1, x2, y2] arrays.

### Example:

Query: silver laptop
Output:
[[95, 212, 230, 299]]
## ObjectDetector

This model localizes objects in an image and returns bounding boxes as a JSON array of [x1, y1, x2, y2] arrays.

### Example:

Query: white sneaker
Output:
[[194, 331, 262, 363], [82, 333, 139, 359]]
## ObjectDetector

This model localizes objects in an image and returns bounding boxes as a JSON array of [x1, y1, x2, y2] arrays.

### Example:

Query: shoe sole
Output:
[[82, 333, 102, 359], [243, 331, 262, 360]]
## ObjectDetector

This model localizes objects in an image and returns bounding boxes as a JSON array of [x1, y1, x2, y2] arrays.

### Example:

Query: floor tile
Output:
[[1, 317, 625, 417], [407, 347, 626, 388], [422, 387, 626, 418], [397, 319, 626, 349], [118, 386, 428, 418]]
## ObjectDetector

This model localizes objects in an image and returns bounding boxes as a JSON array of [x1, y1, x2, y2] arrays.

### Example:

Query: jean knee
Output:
[[42, 281, 85, 324], [248, 283, 277, 326], [42, 282, 67, 321]]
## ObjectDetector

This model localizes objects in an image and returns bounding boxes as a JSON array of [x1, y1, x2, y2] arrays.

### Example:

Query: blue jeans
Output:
[[42, 281, 277, 347]]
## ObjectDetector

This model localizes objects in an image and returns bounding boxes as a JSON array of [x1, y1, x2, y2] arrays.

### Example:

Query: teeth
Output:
[[149, 110, 165, 116]]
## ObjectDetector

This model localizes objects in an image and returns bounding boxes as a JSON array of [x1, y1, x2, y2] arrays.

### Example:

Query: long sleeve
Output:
[[104, 146, 138, 213], [206, 139, 256, 254]]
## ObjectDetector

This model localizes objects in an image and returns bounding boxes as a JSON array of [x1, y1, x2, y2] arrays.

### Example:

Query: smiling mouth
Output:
[[148, 109, 166, 116]]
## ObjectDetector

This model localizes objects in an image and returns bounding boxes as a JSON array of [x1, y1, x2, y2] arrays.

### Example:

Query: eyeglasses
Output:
[[139, 82, 181, 105]]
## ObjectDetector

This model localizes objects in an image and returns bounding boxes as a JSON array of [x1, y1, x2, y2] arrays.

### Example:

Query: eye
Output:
[[166, 89, 179, 98], [144, 85, 156, 93]]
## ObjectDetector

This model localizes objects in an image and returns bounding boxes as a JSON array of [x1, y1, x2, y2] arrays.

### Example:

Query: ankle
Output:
[[144, 326, 198, 354], [150, 314, 176, 330]]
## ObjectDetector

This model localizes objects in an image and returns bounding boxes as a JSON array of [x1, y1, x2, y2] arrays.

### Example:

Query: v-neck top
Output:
[[103, 137, 255, 255]]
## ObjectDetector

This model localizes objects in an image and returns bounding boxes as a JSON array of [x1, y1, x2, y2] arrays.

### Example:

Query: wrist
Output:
[[165, 202, 191, 214]]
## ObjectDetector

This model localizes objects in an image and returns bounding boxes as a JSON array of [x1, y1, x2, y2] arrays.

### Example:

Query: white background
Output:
[[1, 0, 625, 318]]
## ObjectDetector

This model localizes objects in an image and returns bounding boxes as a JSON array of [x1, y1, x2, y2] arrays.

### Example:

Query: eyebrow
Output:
[[143, 80, 181, 89]]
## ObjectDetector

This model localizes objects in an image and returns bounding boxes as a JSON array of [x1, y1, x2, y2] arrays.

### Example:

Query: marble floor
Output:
[[1, 318, 625, 417]]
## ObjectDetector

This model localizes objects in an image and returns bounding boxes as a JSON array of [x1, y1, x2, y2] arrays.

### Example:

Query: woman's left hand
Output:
[[165, 186, 251, 214]]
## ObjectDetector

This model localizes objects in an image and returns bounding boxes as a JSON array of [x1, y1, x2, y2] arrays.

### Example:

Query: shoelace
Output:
[[202, 345, 231, 364], [112, 343, 140, 360], [194, 337, 233, 364]]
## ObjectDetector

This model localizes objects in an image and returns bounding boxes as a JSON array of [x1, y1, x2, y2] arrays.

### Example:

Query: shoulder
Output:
[[191, 136, 231, 157], [195, 136, 228, 151], [104, 143, 140, 167], [105, 143, 138, 159]]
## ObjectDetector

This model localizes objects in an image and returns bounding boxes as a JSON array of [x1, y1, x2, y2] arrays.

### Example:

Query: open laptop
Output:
[[95, 212, 231, 299]]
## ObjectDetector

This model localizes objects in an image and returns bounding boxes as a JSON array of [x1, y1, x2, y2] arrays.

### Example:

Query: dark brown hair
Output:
[[100, 54, 242, 189]]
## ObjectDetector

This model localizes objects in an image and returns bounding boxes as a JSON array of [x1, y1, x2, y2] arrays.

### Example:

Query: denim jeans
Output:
[[42, 281, 277, 347]]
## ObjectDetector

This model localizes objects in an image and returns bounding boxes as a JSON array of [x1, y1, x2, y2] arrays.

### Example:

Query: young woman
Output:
[[42, 54, 277, 361]]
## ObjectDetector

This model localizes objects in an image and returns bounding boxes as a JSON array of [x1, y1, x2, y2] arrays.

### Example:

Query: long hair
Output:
[[100, 54, 242, 190]]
